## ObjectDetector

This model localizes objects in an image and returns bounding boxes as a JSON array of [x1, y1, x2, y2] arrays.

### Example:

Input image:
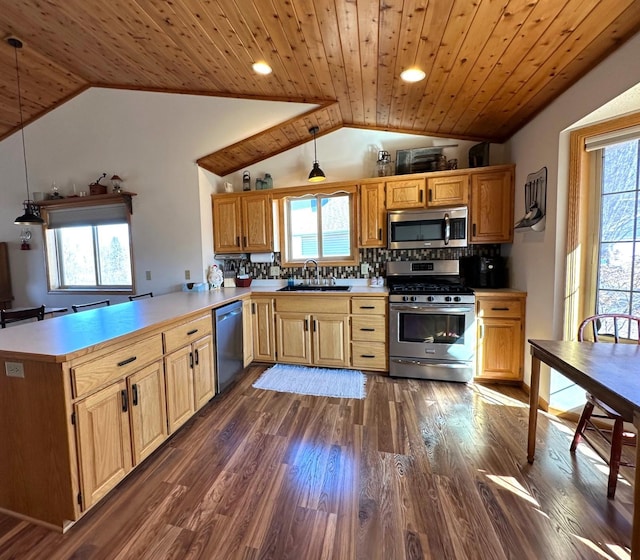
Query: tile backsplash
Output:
[[242, 245, 501, 281]]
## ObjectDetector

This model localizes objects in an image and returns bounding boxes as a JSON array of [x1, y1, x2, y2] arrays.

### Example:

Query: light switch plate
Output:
[[185, 269, 191, 280], [360, 263, 369, 275], [5, 362, 24, 378], [145, 270, 152, 280], [269, 265, 281, 277]]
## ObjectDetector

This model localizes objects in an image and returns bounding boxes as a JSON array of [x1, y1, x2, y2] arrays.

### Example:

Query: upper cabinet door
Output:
[[385, 178, 426, 209], [427, 174, 469, 207], [241, 193, 273, 252], [469, 168, 514, 244], [212, 195, 242, 253], [359, 182, 386, 247]]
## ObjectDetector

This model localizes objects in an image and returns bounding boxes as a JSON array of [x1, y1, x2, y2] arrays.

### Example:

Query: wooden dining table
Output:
[[528, 339, 640, 558]]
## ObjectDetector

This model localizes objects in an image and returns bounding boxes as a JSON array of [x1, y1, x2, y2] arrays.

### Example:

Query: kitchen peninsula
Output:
[[0, 287, 387, 531], [0, 290, 251, 531]]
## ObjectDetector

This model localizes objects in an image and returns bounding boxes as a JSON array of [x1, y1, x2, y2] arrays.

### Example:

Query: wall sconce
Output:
[[19, 228, 32, 250]]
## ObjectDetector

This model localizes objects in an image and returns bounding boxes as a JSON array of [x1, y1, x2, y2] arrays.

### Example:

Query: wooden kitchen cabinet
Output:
[[469, 166, 514, 244], [127, 361, 168, 465], [351, 297, 387, 371], [163, 314, 216, 433], [427, 174, 468, 207], [0, 242, 12, 309], [212, 192, 273, 253], [385, 178, 426, 209], [75, 380, 133, 510], [475, 291, 526, 383], [243, 299, 254, 366], [275, 296, 350, 368], [358, 182, 386, 247], [252, 297, 276, 362]]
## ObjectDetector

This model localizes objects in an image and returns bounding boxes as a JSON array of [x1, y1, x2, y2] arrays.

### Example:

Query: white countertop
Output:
[[0, 285, 388, 362], [0, 290, 251, 362]]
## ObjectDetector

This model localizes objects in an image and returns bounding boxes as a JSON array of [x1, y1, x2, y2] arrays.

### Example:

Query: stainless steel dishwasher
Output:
[[214, 300, 244, 393]]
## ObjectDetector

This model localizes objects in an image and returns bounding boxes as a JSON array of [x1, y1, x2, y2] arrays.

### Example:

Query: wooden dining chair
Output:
[[569, 313, 640, 498], [0, 305, 46, 328], [71, 299, 111, 313], [128, 292, 153, 301]]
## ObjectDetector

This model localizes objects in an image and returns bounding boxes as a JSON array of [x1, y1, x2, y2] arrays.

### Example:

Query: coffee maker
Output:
[[459, 256, 507, 289]]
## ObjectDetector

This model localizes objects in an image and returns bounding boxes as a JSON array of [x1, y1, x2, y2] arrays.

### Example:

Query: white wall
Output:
[[0, 87, 498, 309], [507, 30, 640, 404], [0, 89, 312, 308], [215, 129, 505, 192]]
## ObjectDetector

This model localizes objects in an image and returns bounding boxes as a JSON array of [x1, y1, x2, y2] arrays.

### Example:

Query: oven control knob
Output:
[[410, 296, 417, 302], [454, 296, 461, 302], [445, 296, 452, 302], [427, 296, 435, 302]]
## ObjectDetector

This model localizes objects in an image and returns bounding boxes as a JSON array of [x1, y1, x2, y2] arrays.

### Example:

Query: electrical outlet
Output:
[[145, 270, 151, 281], [185, 270, 191, 280], [269, 265, 281, 277], [5, 362, 24, 378], [360, 263, 369, 275]]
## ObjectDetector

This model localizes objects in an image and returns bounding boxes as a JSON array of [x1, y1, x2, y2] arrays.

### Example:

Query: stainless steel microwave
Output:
[[387, 207, 468, 249]]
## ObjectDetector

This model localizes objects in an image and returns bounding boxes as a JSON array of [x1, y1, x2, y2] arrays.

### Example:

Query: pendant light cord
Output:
[[12, 41, 31, 202], [313, 128, 318, 163]]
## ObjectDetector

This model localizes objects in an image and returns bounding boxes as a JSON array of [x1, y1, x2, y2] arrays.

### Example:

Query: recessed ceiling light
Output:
[[252, 61, 272, 75], [400, 68, 426, 83]]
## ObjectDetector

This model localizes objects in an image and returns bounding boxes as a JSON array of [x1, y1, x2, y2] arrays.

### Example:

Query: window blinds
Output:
[[46, 203, 129, 228], [584, 124, 640, 152]]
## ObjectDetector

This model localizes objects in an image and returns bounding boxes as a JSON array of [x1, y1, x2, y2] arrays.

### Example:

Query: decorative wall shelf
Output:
[[34, 192, 137, 215]]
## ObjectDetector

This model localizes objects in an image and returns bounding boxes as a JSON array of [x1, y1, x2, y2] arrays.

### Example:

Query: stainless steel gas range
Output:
[[387, 260, 476, 382]]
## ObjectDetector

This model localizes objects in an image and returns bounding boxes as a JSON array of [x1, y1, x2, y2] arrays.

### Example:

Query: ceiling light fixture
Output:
[[9, 37, 43, 226], [400, 67, 426, 83], [307, 126, 326, 183], [252, 61, 272, 75]]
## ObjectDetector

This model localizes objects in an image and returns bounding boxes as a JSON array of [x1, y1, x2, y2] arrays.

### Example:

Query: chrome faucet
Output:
[[303, 259, 320, 284]]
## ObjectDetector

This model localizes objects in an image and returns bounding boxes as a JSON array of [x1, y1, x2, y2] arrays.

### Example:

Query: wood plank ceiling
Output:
[[1, 0, 640, 176]]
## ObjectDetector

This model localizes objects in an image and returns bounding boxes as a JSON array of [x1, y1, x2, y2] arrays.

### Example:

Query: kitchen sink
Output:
[[277, 284, 351, 292]]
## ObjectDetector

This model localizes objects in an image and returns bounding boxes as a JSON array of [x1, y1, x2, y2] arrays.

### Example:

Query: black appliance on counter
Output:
[[459, 256, 507, 289]]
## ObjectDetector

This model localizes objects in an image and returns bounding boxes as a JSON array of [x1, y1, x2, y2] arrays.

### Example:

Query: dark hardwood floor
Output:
[[0, 366, 634, 559]]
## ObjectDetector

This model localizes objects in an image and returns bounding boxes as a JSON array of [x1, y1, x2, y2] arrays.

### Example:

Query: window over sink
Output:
[[280, 188, 358, 267]]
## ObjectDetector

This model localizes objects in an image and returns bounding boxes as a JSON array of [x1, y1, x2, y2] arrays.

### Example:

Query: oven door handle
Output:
[[390, 358, 471, 369], [390, 305, 474, 313]]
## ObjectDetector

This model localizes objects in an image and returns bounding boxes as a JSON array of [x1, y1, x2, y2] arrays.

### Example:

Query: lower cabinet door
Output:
[[477, 318, 522, 381], [128, 361, 168, 465], [276, 313, 312, 364], [193, 335, 215, 410], [164, 345, 196, 433], [75, 380, 133, 510], [313, 314, 350, 367]]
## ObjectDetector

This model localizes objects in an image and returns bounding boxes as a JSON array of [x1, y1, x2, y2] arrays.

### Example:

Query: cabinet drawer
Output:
[[351, 297, 386, 315], [477, 299, 523, 319], [352, 316, 386, 342], [72, 335, 163, 398], [276, 296, 349, 314], [352, 342, 387, 370], [163, 315, 213, 354]]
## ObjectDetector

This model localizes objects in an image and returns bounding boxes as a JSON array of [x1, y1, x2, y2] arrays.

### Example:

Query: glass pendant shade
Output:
[[307, 126, 326, 183]]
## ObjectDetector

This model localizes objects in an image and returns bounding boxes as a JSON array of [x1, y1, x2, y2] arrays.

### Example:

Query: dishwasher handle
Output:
[[217, 308, 242, 322]]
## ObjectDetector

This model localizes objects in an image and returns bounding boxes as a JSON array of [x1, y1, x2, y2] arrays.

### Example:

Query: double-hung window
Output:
[[43, 202, 134, 293], [280, 188, 358, 267]]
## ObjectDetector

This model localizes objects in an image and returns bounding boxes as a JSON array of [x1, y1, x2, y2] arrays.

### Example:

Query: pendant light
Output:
[[9, 37, 43, 226], [307, 126, 326, 183]]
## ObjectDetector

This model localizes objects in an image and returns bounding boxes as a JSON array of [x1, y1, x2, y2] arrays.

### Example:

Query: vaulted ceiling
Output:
[[1, 0, 640, 176]]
